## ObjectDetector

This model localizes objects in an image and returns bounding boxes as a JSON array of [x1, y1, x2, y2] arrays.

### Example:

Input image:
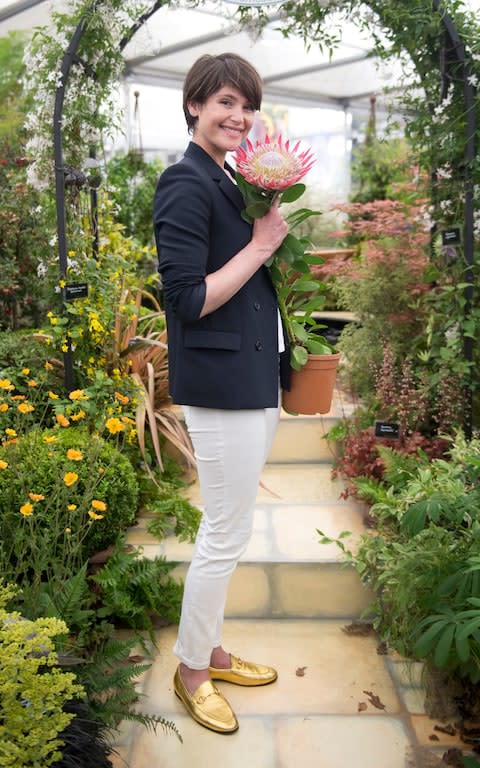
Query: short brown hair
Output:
[[183, 53, 263, 133]]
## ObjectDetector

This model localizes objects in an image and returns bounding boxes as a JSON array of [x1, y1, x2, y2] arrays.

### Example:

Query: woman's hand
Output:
[[251, 202, 289, 262]]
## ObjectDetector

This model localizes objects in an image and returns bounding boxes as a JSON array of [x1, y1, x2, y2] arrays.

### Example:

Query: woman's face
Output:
[[188, 85, 256, 165]]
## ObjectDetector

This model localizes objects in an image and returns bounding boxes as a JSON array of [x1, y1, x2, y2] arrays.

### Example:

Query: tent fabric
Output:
[[0, 0, 408, 125]]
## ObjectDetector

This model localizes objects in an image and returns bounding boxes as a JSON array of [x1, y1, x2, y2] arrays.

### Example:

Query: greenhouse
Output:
[[0, 0, 480, 766]]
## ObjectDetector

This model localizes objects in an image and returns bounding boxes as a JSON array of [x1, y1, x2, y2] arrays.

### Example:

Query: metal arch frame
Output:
[[54, 0, 476, 438]]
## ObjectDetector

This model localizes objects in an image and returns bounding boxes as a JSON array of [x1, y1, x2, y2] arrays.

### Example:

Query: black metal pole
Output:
[[54, 7, 97, 393], [432, 0, 476, 439]]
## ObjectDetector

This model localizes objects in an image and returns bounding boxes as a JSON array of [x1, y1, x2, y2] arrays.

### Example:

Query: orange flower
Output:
[[69, 389, 88, 400], [105, 417, 125, 434], [56, 414, 70, 427], [0, 460, 8, 470], [115, 391, 130, 405], [67, 448, 83, 461], [88, 509, 104, 521], [0, 403, 8, 413], [11, 395, 25, 400], [28, 492, 45, 501], [18, 402, 34, 414], [63, 471, 78, 487], [91, 499, 106, 512], [20, 502, 34, 517], [27, 379, 37, 388]]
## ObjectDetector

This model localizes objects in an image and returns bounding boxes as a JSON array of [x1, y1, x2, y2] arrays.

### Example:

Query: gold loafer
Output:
[[209, 655, 278, 686], [173, 667, 239, 733]]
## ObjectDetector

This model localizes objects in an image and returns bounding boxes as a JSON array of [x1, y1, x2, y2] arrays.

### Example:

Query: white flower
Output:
[[49, 235, 58, 247], [436, 165, 452, 180], [37, 261, 47, 278], [467, 73, 479, 87]]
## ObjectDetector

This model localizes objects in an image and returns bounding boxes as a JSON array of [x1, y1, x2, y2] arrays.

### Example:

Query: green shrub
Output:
[[0, 582, 83, 768], [0, 427, 139, 611], [320, 434, 480, 683]]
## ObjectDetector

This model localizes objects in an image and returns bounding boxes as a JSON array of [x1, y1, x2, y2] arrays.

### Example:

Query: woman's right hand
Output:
[[251, 202, 289, 263]]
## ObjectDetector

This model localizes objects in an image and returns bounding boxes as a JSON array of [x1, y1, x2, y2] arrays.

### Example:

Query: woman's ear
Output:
[[187, 101, 200, 118]]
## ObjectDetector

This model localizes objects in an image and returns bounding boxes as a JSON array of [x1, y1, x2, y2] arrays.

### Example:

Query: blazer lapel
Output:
[[183, 142, 246, 213]]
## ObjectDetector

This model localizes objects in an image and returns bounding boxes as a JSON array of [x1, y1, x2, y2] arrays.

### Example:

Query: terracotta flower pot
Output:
[[282, 352, 341, 415]]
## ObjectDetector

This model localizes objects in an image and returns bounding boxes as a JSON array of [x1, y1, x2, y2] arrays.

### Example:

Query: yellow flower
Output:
[[44, 361, 53, 370], [88, 509, 104, 521], [69, 389, 88, 401], [22, 368, 30, 375], [50, 317, 58, 325], [71, 410, 85, 421], [68, 250, 76, 257], [0, 403, 8, 413], [59, 279, 66, 288], [27, 379, 37, 388], [65, 527, 72, 534], [0, 379, 13, 389], [61, 344, 68, 353], [43, 435, 57, 444], [105, 417, 125, 435], [18, 402, 34, 414], [5, 428, 16, 437], [91, 499, 107, 512], [115, 391, 130, 405], [20, 502, 34, 517], [0, 460, 8, 469], [67, 448, 83, 461], [56, 414, 70, 427], [48, 391, 59, 400], [67, 504, 77, 511], [28, 492, 45, 501], [63, 472, 78, 487], [11, 395, 25, 400]]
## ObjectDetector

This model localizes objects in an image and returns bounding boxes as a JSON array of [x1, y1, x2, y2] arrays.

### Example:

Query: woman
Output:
[[153, 52, 290, 734]]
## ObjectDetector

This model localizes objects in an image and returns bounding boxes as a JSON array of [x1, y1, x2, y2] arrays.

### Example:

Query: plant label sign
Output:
[[441, 226, 462, 246], [374, 420, 400, 439], [65, 282, 89, 301]]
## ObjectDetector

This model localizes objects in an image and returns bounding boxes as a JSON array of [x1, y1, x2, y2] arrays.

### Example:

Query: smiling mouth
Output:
[[222, 125, 242, 135]]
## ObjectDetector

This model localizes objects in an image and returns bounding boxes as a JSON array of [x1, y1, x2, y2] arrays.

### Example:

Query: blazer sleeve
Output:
[[153, 162, 209, 323]]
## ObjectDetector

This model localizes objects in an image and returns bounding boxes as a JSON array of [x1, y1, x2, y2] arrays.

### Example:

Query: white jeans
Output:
[[174, 399, 280, 668]]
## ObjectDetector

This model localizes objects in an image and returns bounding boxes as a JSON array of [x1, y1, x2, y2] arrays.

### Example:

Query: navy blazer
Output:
[[153, 142, 290, 409]]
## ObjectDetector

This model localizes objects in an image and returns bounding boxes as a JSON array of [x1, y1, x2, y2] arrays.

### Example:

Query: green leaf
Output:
[[280, 183, 306, 203], [306, 337, 333, 355], [455, 629, 471, 663], [292, 279, 321, 293], [414, 619, 449, 657], [433, 623, 455, 667], [245, 201, 271, 219], [291, 345, 308, 370]]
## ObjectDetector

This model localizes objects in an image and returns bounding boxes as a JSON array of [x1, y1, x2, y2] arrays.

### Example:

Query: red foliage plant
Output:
[[320, 197, 431, 294]]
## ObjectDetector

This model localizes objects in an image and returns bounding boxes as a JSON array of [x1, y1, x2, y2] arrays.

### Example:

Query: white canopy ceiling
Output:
[[0, 0, 412, 124]]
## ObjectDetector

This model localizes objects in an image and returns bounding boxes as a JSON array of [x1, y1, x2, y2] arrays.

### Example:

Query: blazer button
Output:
[[255, 340, 263, 351], [254, 301, 261, 311]]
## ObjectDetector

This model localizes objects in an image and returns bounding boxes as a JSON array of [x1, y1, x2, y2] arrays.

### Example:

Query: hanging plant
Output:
[[24, 0, 152, 189]]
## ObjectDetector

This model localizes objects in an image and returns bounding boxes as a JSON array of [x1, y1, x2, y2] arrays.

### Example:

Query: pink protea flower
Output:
[[233, 135, 315, 191]]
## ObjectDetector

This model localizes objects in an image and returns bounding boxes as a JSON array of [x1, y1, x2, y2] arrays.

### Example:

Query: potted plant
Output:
[[234, 136, 340, 414]]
